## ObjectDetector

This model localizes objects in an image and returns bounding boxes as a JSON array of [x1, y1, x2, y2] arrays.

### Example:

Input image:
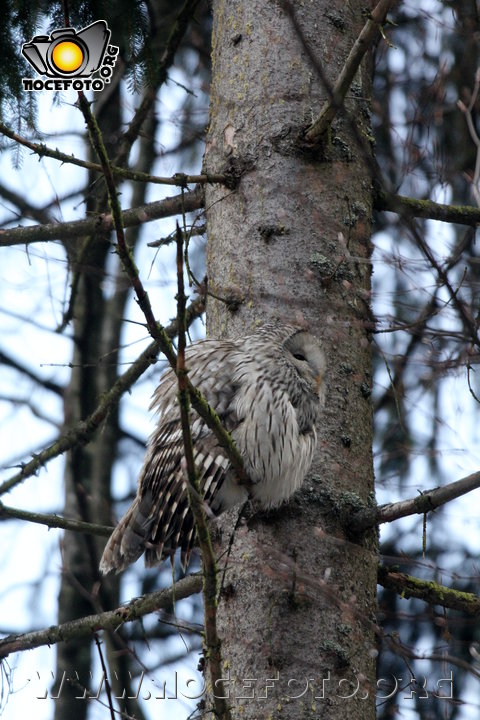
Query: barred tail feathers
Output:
[[99, 493, 156, 574], [100, 422, 245, 573]]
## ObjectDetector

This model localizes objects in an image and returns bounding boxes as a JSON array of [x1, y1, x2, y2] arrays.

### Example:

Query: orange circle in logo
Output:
[[51, 41, 84, 73]]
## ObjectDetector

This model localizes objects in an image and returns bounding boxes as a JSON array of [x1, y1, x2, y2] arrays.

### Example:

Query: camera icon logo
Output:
[[22, 20, 118, 91]]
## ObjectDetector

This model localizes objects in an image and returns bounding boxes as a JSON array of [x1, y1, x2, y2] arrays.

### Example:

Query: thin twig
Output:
[[457, 67, 480, 207], [78, 91, 162, 338], [412, 227, 480, 350], [94, 635, 115, 720], [4, 186, 480, 250], [0, 348, 64, 395]]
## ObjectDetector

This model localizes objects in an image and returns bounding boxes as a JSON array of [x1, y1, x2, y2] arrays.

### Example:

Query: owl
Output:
[[100, 323, 325, 573]]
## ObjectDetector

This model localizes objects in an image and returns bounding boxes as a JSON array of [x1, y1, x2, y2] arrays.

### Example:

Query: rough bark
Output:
[[203, 1, 377, 719]]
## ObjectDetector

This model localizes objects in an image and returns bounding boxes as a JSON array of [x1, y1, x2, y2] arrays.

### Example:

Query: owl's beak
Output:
[[315, 372, 323, 396]]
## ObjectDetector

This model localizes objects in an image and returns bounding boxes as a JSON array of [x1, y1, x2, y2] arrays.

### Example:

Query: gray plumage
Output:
[[99, 323, 325, 573]]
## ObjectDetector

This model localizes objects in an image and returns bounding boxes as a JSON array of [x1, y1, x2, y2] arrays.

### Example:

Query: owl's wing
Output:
[[231, 351, 318, 508], [99, 341, 242, 573]]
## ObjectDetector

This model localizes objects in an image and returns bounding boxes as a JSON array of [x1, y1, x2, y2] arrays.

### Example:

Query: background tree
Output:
[[1, 2, 480, 720], [372, 3, 480, 718]]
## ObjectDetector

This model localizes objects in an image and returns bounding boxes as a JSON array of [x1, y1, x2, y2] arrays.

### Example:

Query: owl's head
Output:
[[284, 330, 326, 399]]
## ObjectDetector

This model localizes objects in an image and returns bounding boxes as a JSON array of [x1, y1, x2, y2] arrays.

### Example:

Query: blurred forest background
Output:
[[1, 1, 480, 719]]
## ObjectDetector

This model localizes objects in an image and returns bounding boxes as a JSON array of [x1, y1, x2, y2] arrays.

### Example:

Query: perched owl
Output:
[[100, 323, 325, 573]]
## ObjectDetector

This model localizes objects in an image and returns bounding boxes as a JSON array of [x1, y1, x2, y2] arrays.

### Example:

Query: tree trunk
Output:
[[203, 1, 377, 718]]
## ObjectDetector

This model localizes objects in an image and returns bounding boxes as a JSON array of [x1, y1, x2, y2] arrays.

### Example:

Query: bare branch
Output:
[[77, 99, 246, 490], [412, 227, 480, 349], [0, 575, 203, 659], [0, 121, 227, 188], [93, 636, 115, 720], [457, 68, 480, 207], [350, 470, 480, 530], [0, 296, 205, 496], [0, 186, 204, 247], [279, 0, 390, 195], [0, 179, 53, 225], [380, 471, 480, 522], [303, 0, 395, 144], [79, 100, 249, 489], [78, 90, 163, 343], [0, 348, 64, 395], [0, 501, 112, 536]]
